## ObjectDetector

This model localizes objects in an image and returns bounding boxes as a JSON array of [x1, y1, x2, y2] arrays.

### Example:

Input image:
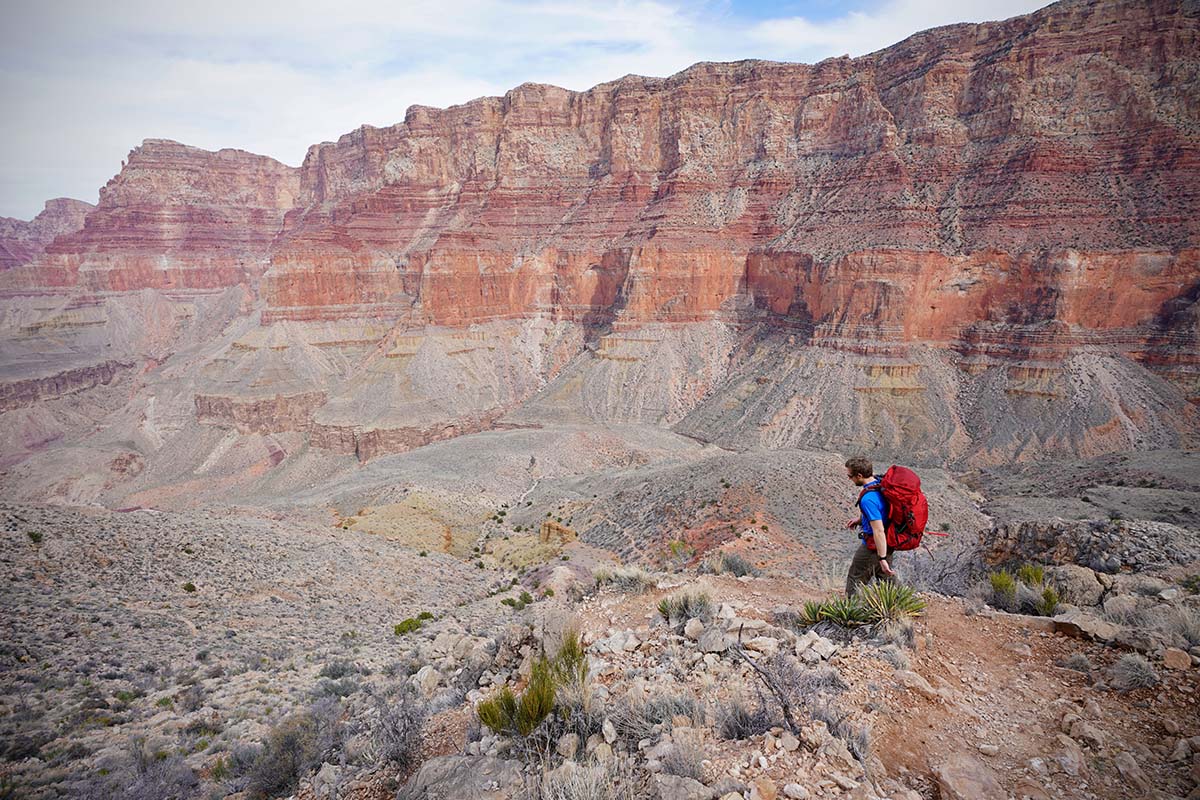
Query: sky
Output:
[[0, 0, 1047, 220]]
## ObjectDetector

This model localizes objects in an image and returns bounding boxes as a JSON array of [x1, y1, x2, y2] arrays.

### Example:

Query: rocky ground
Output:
[[1, 459, 1198, 800]]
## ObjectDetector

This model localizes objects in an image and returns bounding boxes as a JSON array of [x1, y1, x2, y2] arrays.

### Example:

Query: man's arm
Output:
[[870, 518, 895, 575]]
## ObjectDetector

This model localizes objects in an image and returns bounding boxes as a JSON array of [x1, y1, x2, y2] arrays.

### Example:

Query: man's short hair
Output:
[[845, 456, 873, 478]]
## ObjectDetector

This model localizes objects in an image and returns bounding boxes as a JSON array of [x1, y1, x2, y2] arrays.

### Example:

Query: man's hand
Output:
[[879, 557, 895, 576], [845, 518, 859, 530]]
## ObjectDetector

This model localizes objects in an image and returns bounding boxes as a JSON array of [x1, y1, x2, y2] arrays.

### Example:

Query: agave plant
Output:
[[857, 580, 927, 624], [818, 596, 870, 627], [798, 600, 825, 627]]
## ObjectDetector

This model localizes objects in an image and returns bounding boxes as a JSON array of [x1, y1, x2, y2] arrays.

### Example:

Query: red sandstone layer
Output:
[[0, 0, 1195, 382]]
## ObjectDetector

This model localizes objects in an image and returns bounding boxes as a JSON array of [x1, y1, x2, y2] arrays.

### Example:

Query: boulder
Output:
[[931, 753, 1004, 800], [1052, 611, 1121, 643], [397, 756, 522, 800], [699, 628, 730, 654], [1164, 648, 1192, 670], [684, 618, 705, 640], [1047, 564, 1105, 606], [412, 665, 442, 698]]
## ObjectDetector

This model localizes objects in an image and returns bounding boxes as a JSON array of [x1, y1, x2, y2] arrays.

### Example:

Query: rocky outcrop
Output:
[[0, 360, 129, 412], [982, 518, 1200, 573], [194, 392, 327, 434], [0, 198, 94, 271]]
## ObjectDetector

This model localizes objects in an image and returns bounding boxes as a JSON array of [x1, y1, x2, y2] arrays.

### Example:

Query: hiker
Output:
[[844, 456, 896, 596]]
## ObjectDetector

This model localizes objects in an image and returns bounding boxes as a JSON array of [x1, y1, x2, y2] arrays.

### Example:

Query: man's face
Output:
[[847, 469, 868, 487]]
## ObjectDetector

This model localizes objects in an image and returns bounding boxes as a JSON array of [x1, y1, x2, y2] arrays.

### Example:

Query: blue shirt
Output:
[[859, 478, 886, 544]]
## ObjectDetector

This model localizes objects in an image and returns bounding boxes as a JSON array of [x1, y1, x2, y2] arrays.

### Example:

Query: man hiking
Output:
[[844, 456, 896, 596]]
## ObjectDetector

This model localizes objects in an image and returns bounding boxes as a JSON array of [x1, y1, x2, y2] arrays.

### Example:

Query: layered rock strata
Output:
[[0, 0, 1197, 472]]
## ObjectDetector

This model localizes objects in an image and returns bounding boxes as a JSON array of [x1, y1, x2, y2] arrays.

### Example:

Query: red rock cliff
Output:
[[0, 198, 94, 271], [4, 0, 1198, 379]]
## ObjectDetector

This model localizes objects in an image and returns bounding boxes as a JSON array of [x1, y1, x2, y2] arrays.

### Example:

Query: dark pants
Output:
[[846, 543, 897, 597]]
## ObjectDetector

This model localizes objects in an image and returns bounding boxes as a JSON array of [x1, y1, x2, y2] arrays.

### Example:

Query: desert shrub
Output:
[[1108, 654, 1159, 692], [369, 687, 426, 770], [1035, 586, 1060, 617], [538, 760, 620, 800], [657, 591, 713, 631], [717, 697, 776, 740], [700, 552, 760, 577], [318, 660, 360, 680], [1158, 605, 1200, 648], [393, 618, 422, 636], [660, 744, 705, 781], [26, 531, 43, 544], [610, 692, 700, 741], [1016, 564, 1045, 586], [988, 570, 1018, 611], [1058, 653, 1093, 673], [593, 566, 656, 593], [1180, 574, 1200, 594], [314, 676, 359, 698], [873, 618, 916, 651], [856, 581, 926, 624], [182, 582, 197, 593], [112, 741, 200, 800], [520, 591, 534, 605], [903, 534, 984, 597], [417, 611, 434, 621], [1102, 596, 1148, 627], [245, 699, 345, 799], [477, 657, 555, 737]]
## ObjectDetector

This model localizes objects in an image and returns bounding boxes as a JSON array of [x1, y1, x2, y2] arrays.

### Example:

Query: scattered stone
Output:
[[603, 718, 617, 743], [1164, 648, 1192, 670], [895, 669, 941, 700], [1113, 750, 1152, 795], [782, 784, 809, 799], [397, 756, 522, 800], [654, 774, 716, 800], [556, 732, 579, 759], [684, 618, 705, 640], [978, 744, 999, 756], [932, 753, 1005, 800], [699, 628, 730, 654], [412, 665, 442, 697], [750, 778, 778, 800]]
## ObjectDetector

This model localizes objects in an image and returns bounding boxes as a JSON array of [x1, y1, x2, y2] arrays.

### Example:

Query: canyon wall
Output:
[[1, 0, 1197, 484]]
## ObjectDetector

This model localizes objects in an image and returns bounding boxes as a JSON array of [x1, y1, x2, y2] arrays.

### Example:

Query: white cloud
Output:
[[0, 0, 1047, 219]]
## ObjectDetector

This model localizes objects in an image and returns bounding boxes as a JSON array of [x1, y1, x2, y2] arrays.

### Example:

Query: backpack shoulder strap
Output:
[[857, 484, 882, 508]]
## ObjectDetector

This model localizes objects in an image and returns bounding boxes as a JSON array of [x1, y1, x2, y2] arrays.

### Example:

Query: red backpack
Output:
[[857, 465, 929, 551]]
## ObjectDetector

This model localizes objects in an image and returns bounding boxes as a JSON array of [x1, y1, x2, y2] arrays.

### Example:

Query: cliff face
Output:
[[0, 198, 94, 271], [3, 140, 299, 292], [0, 0, 1197, 480]]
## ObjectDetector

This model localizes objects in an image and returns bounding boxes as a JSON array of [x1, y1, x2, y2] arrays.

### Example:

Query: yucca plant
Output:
[[857, 581, 927, 624], [819, 596, 870, 627], [797, 600, 825, 627], [657, 591, 713, 630]]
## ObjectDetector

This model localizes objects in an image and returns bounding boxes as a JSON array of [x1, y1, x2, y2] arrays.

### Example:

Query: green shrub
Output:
[[416, 611, 434, 621], [477, 657, 556, 736], [1016, 564, 1045, 586], [418, 550, 428, 557], [393, 618, 422, 636], [543, 587, 555, 597], [519, 591, 533, 605], [182, 582, 197, 593], [1035, 586, 1059, 617], [856, 581, 926, 624], [27, 531, 43, 544], [988, 570, 1017, 610]]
